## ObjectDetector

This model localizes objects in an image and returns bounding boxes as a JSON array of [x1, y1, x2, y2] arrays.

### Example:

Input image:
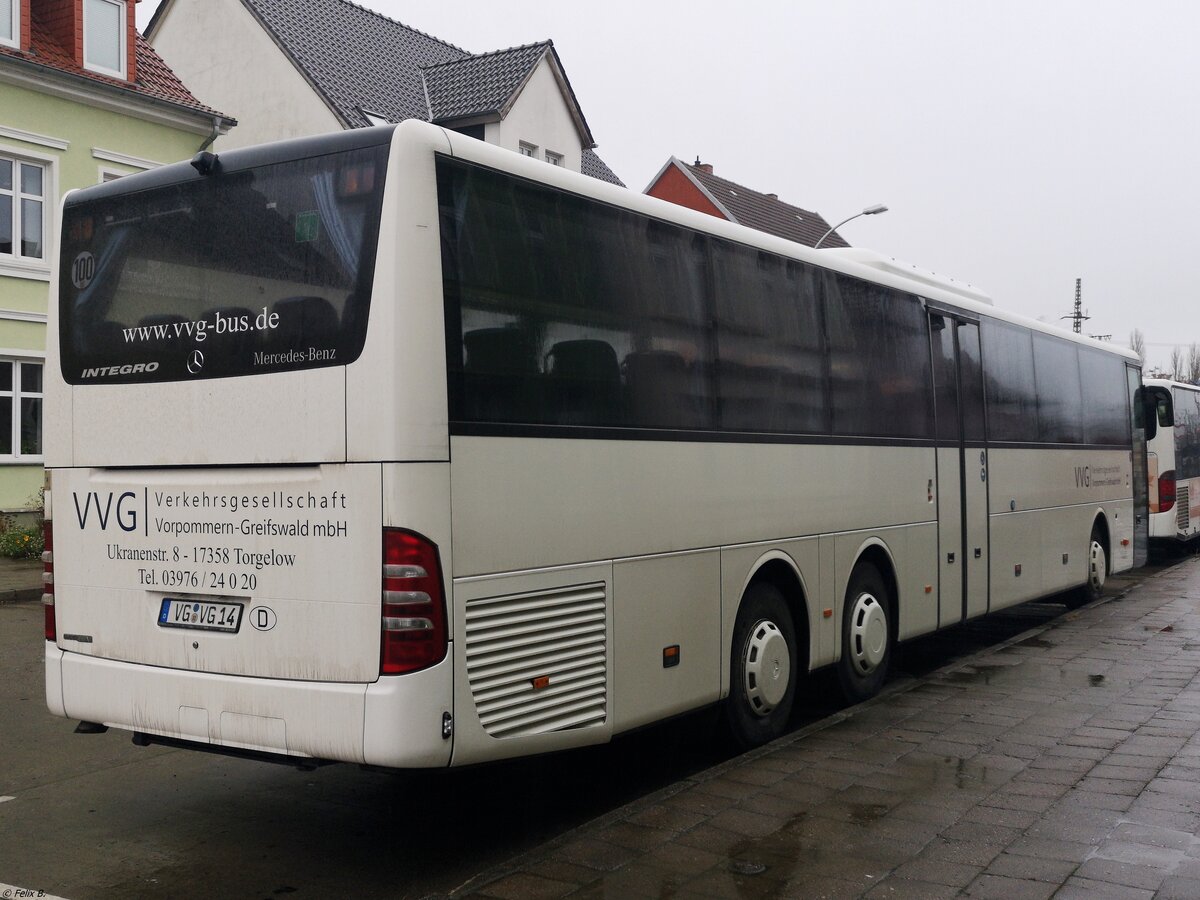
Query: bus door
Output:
[[930, 311, 989, 625]]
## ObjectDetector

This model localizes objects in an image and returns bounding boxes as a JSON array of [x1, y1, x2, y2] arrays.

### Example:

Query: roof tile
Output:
[[0, 12, 230, 121], [422, 42, 549, 123], [582, 148, 624, 187], [243, 0, 466, 127], [686, 162, 849, 248]]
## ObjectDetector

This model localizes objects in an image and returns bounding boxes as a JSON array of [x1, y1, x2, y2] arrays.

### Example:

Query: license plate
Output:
[[158, 598, 244, 633]]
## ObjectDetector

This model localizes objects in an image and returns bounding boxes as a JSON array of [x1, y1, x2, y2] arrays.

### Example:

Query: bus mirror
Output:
[[1142, 391, 1157, 440]]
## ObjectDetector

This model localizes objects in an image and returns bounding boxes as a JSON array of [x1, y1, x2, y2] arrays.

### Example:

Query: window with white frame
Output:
[[519, 142, 537, 158], [83, 0, 127, 79], [0, 156, 45, 262], [0, 0, 18, 49], [0, 360, 43, 459], [545, 151, 563, 167]]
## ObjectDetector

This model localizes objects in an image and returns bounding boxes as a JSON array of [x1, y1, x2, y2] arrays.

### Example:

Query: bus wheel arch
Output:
[[836, 543, 898, 704], [724, 556, 809, 750]]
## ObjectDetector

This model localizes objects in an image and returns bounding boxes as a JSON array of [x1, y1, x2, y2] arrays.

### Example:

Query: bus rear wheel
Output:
[[836, 562, 892, 704], [724, 582, 798, 750]]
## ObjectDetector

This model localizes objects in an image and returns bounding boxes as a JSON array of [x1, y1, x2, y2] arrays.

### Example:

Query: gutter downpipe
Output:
[[197, 116, 222, 152]]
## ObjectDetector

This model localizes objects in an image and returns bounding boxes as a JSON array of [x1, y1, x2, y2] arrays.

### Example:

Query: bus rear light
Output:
[[1159, 470, 1177, 513], [383, 590, 431, 605], [384, 564, 427, 579], [43, 518, 55, 642], [380, 528, 447, 675]]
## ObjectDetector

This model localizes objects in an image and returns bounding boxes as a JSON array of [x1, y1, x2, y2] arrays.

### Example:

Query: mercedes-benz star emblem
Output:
[[187, 349, 205, 374]]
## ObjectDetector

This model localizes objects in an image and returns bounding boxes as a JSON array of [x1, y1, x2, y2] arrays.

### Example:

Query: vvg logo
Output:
[[73, 491, 138, 532]]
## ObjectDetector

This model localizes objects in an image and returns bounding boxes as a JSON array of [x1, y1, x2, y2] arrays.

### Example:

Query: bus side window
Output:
[[463, 327, 541, 422], [624, 350, 702, 429], [544, 339, 622, 426]]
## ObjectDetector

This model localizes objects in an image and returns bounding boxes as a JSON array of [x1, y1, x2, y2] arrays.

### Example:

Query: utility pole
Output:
[[1062, 277, 1089, 334]]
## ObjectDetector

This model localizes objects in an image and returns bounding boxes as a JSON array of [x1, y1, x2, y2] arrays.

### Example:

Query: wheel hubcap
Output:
[[742, 619, 791, 717], [1089, 540, 1107, 592], [847, 592, 887, 676]]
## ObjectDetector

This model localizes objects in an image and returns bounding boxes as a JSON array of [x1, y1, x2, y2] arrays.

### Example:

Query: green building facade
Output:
[[1, 2, 233, 517]]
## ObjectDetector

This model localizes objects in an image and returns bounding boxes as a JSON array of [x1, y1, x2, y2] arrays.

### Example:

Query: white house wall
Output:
[[484, 57, 583, 172], [150, 0, 342, 150]]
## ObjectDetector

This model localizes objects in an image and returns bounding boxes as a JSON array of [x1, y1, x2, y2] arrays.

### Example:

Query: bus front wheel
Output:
[[1066, 524, 1107, 609], [836, 563, 892, 704], [725, 582, 798, 750]]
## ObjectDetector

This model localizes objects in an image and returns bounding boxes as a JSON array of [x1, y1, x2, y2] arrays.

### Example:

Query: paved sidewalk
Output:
[[458, 558, 1200, 899], [0, 556, 41, 604]]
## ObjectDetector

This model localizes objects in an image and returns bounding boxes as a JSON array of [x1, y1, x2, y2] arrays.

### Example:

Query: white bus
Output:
[[1143, 378, 1200, 544], [44, 122, 1146, 767]]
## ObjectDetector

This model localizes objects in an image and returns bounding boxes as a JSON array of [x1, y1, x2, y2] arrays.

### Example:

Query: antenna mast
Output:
[[1062, 277, 1089, 334]]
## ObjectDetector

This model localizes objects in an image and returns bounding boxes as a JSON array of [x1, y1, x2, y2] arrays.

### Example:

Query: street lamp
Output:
[[813, 203, 888, 249]]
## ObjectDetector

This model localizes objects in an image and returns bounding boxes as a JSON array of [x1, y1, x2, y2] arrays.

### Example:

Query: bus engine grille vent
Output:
[[1178, 486, 1190, 531], [465, 582, 607, 739]]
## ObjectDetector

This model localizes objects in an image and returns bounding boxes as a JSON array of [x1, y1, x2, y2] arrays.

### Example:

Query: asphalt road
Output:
[[0, 548, 1186, 900]]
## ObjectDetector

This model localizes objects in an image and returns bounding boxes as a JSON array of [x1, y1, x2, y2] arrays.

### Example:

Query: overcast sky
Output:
[[138, 1, 1199, 372]]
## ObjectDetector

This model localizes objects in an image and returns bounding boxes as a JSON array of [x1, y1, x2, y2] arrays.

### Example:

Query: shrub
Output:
[[0, 523, 42, 559]]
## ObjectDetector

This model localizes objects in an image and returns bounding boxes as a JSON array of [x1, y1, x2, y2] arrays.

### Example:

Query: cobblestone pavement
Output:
[[457, 557, 1200, 899]]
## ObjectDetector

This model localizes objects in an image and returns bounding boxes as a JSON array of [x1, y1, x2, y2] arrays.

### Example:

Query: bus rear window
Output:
[[59, 145, 387, 384]]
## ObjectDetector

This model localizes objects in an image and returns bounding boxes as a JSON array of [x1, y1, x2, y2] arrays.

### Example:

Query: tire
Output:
[[724, 581, 798, 750], [1065, 524, 1107, 609], [836, 562, 892, 704]]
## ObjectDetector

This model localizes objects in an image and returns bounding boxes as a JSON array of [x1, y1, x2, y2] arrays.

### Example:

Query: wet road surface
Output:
[[0, 548, 1190, 899]]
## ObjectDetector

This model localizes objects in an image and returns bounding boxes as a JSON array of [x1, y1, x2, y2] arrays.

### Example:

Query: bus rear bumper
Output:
[[46, 647, 453, 768]]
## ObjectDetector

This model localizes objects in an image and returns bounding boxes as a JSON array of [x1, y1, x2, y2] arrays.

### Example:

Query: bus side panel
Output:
[[612, 550, 721, 733], [450, 562, 614, 767], [989, 509, 1046, 607], [988, 447, 1133, 608], [447, 438, 936, 578]]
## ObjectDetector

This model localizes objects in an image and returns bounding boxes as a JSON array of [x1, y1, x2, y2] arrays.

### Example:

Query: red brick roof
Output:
[[0, 11, 232, 123]]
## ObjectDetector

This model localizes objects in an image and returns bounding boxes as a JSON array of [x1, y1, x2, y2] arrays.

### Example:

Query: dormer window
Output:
[[83, 0, 127, 79], [0, 0, 18, 50]]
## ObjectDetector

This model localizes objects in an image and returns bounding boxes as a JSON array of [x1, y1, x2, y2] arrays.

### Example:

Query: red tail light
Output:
[[42, 518, 55, 641], [1160, 470, 1177, 513], [380, 529, 447, 675]]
